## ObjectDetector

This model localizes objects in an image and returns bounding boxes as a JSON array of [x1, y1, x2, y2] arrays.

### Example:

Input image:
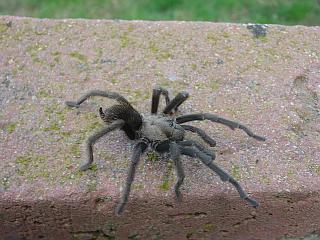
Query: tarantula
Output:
[[66, 87, 265, 215]]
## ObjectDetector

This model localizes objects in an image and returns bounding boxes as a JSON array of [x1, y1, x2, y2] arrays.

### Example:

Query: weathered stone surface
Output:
[[0, 16, 319, 239]]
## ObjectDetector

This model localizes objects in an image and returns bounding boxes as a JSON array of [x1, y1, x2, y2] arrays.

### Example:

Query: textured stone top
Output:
[[0, 16, 319, 203]]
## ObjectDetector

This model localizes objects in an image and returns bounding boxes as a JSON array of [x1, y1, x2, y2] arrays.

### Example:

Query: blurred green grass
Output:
[[0, 0, 320, 25]]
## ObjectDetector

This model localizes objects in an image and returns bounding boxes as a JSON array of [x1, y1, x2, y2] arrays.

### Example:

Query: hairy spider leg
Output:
[[163, 91, 189, 114], [181, 124, 216, 147], [179, 145, 259, 207], [65, 90, 131, 108], [155, 139, 213, 159], [66, 90, 142, 140], [151, 86, 171, 114], [177, 140, 215, 160], [116, 141, 148, 215], [80, 120, 125, 171], [170, 142, 185, 202], [176, 113, 266, 141]]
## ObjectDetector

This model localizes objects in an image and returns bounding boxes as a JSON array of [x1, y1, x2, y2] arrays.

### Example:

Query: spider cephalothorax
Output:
[[66, 87, 266, 215]]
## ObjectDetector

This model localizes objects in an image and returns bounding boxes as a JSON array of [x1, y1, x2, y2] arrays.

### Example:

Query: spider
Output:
[[65, 87, 266, 215]]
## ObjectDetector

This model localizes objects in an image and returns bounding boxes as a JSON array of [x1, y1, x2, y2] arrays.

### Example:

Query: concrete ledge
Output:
[[1, 193, 320, 239], [0, 16, 320, 239]]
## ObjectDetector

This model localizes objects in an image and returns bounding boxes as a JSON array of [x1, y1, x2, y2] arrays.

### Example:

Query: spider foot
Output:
[[245, 197, 259, 208], [116, 202, 126, 215], [175, 190, 183, 202], [65, 101, 80, 108], [252, 135, 266, 142], [79, 162, 91, 171]]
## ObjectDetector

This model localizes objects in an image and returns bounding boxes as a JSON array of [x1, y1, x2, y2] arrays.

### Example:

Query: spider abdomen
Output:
[[139, 115, 185, 142]]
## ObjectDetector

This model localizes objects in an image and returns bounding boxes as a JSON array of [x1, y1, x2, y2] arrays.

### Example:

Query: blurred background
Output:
[[0, 0, 320, 25]]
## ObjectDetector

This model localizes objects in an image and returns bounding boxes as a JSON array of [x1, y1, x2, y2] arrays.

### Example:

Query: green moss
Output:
[[69, 51, 88, 62], [88, 163, 98, 172], [159, 179, 170, 191], [34, 57, 45, 64], [133, 183, 144, 190], [54, 56, 60, 63], [36, 89, 51, 98], [258, 36, 268, 42], [70, 143, 81, 157], [43, 102, 59, 114], [0, 23, 9, 33], [147, 152, 159, 162], [84, 112, 99, 120], [11, 68, 18, 77], [287, 169, 295, 178], [260, 176, 270, 184], [155, 71, 164, 78], [127, 24, 135, 33], [34, 28, 48, 36], [15, 153, 50, 180], [149, 42, 159, 53], [16, 154, 42, 166], [203, 223, 215, 232], [283, 128, 299, 141], [43, 102, 67, 126], [173, 80, 189, 89], [85, 121, 103, 132], [206, 32, 219, 45], [210, 81, 221, 91], [225, 105, 247, 118], [5, 123, 17, 133], [59, 164, 84, 184], [94, 47, 103, 59], [51, 51, 61, 56], [26, 43, 47, 63], [49, 51, 61, 68], [202, 60, 210, 67], [56, 111, 66, 122], [37, 171, 50, 178], [60, 131, 72, 138], [231, 164, 241, 180], [167, 160, 173, 171], [264, 47, 278, 58], [43, 122, 60, 131], [159, 162, 173, 191], [157, 51, 172, 60], [126, 88, 151, 104], [191, 63, 197, 71], [148, 41, 172, 60], [67, 117, 103, 157], [222, 31, 230, 38], [111, 78, 119, 84], [120, 32, 130, 48], [224, 45, 234, 52], [11, 30, 25, 41], [308, 164, 320, 175], [194, 82, 206, 90]]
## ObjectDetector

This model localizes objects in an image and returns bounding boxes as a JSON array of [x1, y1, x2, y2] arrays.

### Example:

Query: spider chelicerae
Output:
[[66, 87, 266, 215]]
